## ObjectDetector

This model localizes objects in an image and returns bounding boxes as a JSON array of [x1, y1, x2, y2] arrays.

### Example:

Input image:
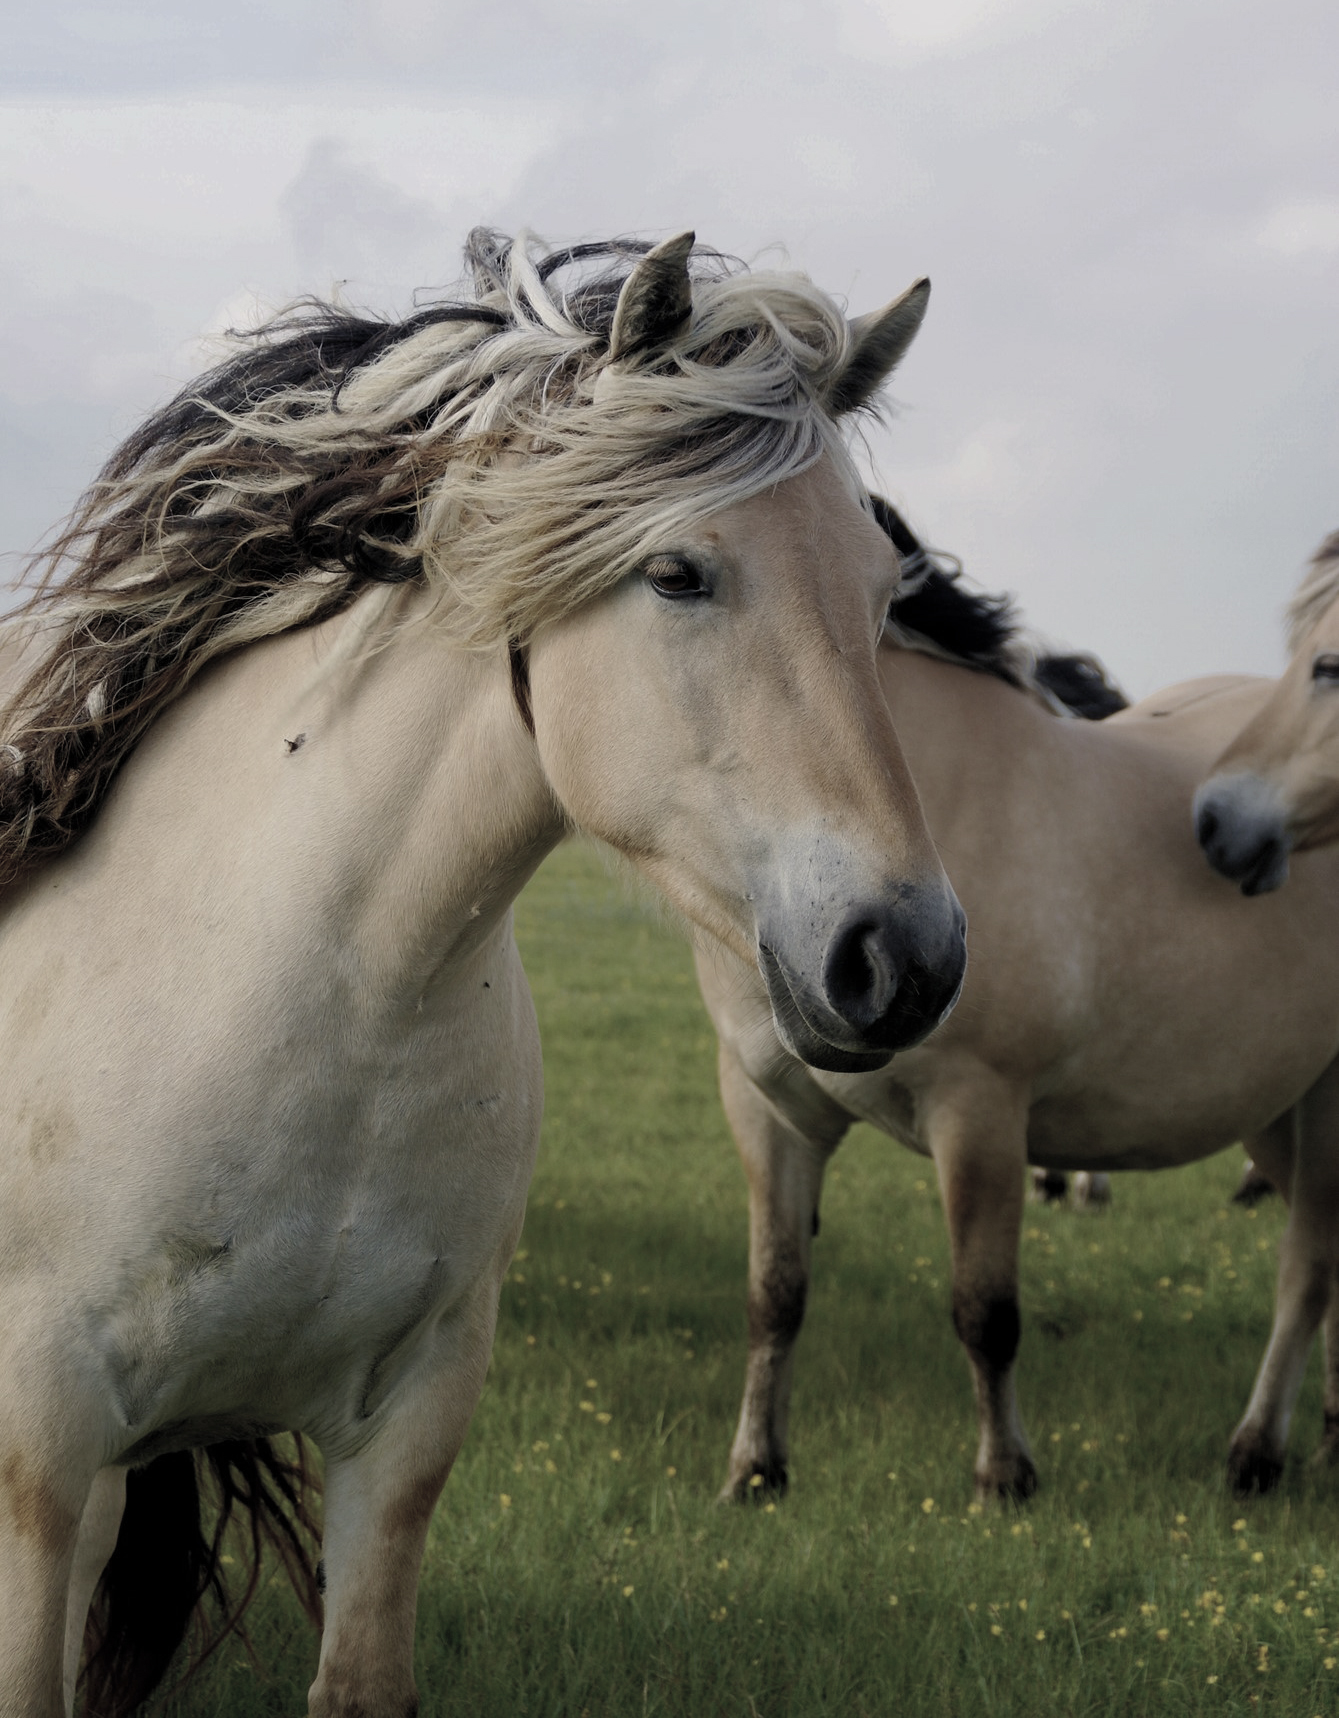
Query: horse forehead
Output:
[[708, 476, 890, 592], [1310, 605, 1339, 653]]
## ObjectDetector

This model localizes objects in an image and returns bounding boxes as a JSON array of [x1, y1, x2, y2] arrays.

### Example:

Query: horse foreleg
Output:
[[307, 1276, 505, 1718], [1227, 1105, 1334, 1493], [716, 1044, 849, 1503], [0, 1426, 97, 1718], [61, 1466, 126, 1715], [927, 1081, 1035, 1504]]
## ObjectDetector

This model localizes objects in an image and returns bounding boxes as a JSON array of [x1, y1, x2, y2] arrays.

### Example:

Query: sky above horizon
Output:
[[3, 0, 1336, 695]]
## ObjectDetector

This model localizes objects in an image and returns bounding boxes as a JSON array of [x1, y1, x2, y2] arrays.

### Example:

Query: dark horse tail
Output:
[[79, 1437, 323, 1718]]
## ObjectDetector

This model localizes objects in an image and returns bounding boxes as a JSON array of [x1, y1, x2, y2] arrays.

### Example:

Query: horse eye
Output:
[[1312, 653, 1339, 684], [644, 555, 709, 599]]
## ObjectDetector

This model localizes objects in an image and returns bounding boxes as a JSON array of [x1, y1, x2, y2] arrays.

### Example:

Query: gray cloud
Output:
[[3, 0, 1336, 688]]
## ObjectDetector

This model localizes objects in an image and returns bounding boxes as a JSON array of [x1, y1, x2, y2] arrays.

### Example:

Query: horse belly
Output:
[[1025, 1046, 1329, 1173]]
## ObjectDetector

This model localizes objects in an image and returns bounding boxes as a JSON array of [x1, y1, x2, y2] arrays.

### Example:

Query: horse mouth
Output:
[[1237, 838, 1291, 897], [757, 942, 953, 1074]]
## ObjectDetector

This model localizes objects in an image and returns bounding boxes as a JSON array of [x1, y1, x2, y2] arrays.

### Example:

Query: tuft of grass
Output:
[[160, 842, 1339, 1717]]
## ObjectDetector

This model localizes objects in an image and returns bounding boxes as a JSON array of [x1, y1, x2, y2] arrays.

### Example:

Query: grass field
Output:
[[161, 842, 1339, 1718]]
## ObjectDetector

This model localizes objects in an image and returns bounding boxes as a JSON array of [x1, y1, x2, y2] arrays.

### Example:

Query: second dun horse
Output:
[[1197, 528, 1339, 893], [697, 504, 1339, 1507], [0, 234, 967, 1718]]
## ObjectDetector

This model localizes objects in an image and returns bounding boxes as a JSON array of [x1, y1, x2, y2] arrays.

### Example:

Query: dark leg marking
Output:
[[953, 1291, 1021, 1371], [748, 1267, 808, 1349]]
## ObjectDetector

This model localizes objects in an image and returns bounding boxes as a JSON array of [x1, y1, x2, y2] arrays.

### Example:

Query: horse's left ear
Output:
[[608, 231, 696, 364], [828, 277, 931, 416]]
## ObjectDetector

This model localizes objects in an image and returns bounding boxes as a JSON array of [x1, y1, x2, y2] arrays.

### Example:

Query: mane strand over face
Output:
[[873, 496, 1126, 716], [0, 230, 880, 892], [1286, 528, 1339, 653]]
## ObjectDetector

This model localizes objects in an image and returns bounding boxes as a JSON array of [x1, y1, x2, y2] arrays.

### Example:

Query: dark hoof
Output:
[[975, 1456, 1038, 1506], [717, 1460, 788, 1504], [1227, 1446, 1283, 1495]]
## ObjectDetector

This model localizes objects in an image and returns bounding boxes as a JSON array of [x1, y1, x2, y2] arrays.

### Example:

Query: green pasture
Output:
[[163, 843, 1339, 1717]]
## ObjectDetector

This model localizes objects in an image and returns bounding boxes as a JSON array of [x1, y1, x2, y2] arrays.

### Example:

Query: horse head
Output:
[[1196, 529, 1339, 894]]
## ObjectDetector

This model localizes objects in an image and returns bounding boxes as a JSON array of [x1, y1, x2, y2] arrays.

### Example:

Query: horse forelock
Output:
[[1286, 529, 1339, 654], [0, 229, 869, 891]]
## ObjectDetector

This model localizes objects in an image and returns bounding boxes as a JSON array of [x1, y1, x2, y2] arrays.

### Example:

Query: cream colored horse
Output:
[[1196, 530, 1339, 893], [697, 515, 1339, 1507], [0, 235, 966, 1718]]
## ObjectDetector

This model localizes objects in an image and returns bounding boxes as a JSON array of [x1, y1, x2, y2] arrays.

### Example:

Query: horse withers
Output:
[[0, 234, 964, 1718], [1196, 529, 1339, 893], [698, 507, 1339, 1508]]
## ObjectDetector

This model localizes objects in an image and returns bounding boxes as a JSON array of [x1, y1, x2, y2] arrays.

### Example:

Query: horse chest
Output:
[[0, 926, 543, 1457], [89, 1068, 538, 1455]]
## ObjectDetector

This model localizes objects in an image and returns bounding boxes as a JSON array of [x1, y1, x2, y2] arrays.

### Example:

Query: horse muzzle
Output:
[[757, 883, 967, 1073], [1194, 774, 1293, 896]]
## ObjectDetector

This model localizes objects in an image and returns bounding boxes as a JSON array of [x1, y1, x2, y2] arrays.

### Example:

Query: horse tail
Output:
[[79, 1436, 323, 1718]]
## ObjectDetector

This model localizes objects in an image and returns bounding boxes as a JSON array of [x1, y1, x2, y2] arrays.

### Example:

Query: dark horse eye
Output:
[[644, 555, 709, 599], [1312, 653, 1339, 683]]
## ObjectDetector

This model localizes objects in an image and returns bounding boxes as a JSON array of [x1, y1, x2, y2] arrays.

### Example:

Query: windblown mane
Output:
[[872, 495, 1127, 718], [0, 230, 868, 890], [1286, 528, 1339, 653]]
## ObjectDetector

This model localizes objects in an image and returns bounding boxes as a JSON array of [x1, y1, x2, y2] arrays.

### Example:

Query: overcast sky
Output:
[[3, 0, 1336, 694]]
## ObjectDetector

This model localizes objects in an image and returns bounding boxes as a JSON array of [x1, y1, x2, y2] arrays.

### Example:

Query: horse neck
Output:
[[876, 641, 1064, 819], [302, 595, 566, 989], [98, 587, 566, 1006]]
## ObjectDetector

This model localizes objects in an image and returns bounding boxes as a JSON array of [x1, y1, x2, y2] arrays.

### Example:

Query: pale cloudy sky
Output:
[[2, 0, 1336, 694]]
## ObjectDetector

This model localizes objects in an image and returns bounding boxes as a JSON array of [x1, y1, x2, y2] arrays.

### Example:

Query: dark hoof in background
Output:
[[1227, 1446, 1284, 1496], [1030, 1169, 1069, 1205], [1232, 1160, 1278, 1207], [718, 1461, 788, 1504], [1311, 1418, 1339, 1468]]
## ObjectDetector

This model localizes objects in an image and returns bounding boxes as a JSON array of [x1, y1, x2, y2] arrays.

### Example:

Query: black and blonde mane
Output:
[[0, 230, 871, 891], [871, 496, 1127, 720]]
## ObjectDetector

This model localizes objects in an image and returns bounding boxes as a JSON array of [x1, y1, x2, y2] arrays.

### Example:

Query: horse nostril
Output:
[[1196, 804, 1219, 847], [824, 919, 898, 1028]]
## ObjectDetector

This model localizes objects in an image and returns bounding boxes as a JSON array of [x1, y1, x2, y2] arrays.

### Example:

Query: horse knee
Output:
[[953, 1291, 1021, 1372]]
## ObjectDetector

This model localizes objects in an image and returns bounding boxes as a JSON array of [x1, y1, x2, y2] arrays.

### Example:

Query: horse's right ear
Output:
[[607, 231, 696, 364], [828, 278, 931, 416]]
